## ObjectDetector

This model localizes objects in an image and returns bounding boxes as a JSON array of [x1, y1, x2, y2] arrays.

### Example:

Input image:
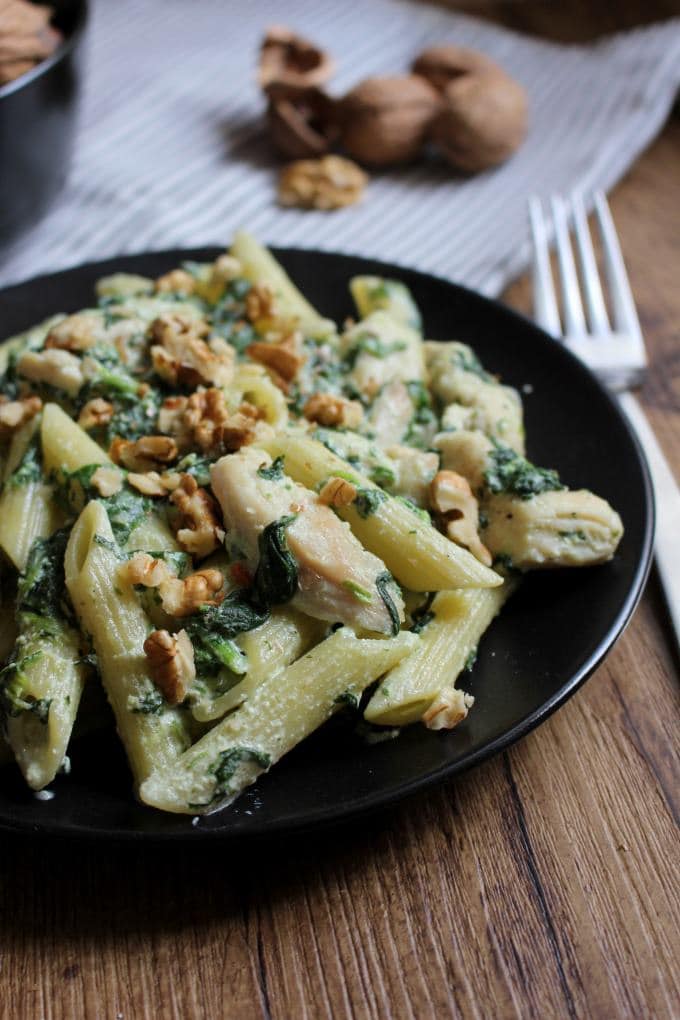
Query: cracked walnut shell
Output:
[[278, 155, 367, 210], [258, 25, 334, 91]]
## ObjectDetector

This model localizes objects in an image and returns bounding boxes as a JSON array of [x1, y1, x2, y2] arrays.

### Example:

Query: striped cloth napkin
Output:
[[2, 0, 680, 296]]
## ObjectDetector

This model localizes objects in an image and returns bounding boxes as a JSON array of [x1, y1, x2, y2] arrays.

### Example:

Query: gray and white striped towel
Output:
[[2, 0, 680, 296]]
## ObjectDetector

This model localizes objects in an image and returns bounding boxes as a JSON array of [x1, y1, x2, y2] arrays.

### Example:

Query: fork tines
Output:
[[529, 192, 647, 390]]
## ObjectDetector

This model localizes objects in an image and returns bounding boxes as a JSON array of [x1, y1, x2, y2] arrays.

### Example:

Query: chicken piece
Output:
[[368, 380, 414, 447], [384, 445, 438, 506], [210, 448, 404, 634]]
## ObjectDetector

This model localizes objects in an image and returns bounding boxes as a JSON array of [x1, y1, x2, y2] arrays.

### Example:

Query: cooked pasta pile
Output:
[[0, 234, 623, 814]]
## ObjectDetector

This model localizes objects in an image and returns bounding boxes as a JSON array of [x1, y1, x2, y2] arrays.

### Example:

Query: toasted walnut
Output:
[[78, 398, 113, 431], [119, 552, 172, 588], [155, 269, 196, 294], [246, 332, 304, 386], [143, 629, 196, 706], [159, 471, 182, 492], [422, 688, 474, 730], [110, 435, 178, 472], [303, 392, 363, 428], [0, 394, 42, 435], [16, 349, 84, 396], [158, 568, 224, 618], [170, 474, 225, 558], [44, 313, 102, 352], [158, 389, 261, 454], [245, 284, 277, 325], [211, 254, 242, 284], [127, 471, 167, 497], [430, 470, 491, 566], [91, 466, 124, 497], [279, 155, 367, 210], [318, 477, 358, 508], [149, 312, 234, 388]]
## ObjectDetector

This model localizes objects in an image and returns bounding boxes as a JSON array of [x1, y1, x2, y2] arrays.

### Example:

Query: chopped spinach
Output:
[[376, 571, 401, 637], [0, 655, 51, 723], [484, 442, 564, 500], [369, 464, 396, 488], [396, 495, 432, 524], [128, 689, 165, 715], [252, 515, 298, 607], [5, 441, 42, 490], [53, 465, 150, 543], [410, 610, 434, 634], [175, 452, 212, 488], [184, 593, 268, 681], [18, 528, 71, 620], [347, 332, 407, 366], [189, 746, 272, 808], [450, 345, 494, 382], [334, 689, 360, 710], [257, 456, 286, 482], [104, 388, 161, 444], [353, 488, 387, 519], [0, 349, 20, 399], [464, 647, 478, 672]]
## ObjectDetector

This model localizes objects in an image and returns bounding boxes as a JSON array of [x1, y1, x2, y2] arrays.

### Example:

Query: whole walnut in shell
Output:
[[429, 69, 528, 173], [339, 75, 440, 166], [412, 44, 497, 91]]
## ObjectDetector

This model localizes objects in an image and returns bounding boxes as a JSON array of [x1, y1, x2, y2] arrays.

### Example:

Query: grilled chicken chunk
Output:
[[211, 448, 404, 634]]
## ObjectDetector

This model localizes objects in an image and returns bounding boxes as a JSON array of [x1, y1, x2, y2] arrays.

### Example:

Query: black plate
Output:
[[0, 248, 654, 841]]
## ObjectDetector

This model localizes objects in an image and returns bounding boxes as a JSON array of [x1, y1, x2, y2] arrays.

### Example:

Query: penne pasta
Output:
[[364, 581, 517, 727], [140, 627, 418, 814], [65, 501, 192, 787]]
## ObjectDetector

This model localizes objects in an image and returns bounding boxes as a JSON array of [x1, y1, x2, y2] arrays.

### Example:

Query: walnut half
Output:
[[278, 155, 367, 210], [143, 629, 196, 706]]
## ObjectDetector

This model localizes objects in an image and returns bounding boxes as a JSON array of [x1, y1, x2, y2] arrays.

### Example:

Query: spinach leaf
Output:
[[5, 441, 42, 490], [189, 746, 272, 808], [376, 571, 401, 637], [484, 442, 564, 500], [104, 388, 161, 444], [175, 453, 213, 488], [252, 515, 298, 607], [0, 652, 51, 723], [353, 488, 387, 519], [128, 689, 165, 715], [257, 456, 286, 482], [18, 528, 71, 620], [184, 593, 268, 681]]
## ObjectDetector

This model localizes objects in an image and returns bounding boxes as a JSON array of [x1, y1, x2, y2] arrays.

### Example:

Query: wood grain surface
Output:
[[1, 5, 679, 1020]]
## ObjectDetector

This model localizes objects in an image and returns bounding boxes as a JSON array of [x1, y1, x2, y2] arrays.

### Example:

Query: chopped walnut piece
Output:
[[158, 389, 262, 455], [127, 471, 167, 497], [422, 688, 474, 730], [44, 313, 102, 352], [154, 269, 196, 294], [91, 466, 124, 497], [211, 254, 242, 284], [143, 629, 196, 706], [16, 348, 84, 396], [318, 476, 358, 508], [78, 398, 113, 431], [110, 435, 178, 472], [429, 470, 491, 566], [245, 284, 277, 324], [303, 392, 363, 428], [170, 474, 225, 558], [119, 552, 172, 589], [0, 394, 42, 435], [246, 333, 304, 386], [149, 312, 234, 388], [278, 155, 368, 210], [157, 568, 224, 618]]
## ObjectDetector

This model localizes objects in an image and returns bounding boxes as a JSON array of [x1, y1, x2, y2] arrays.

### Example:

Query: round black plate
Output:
[[0, 248, 654, 841]]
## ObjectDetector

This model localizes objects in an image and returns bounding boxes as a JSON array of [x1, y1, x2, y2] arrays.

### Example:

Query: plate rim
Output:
[[0, 245, 655, 841]]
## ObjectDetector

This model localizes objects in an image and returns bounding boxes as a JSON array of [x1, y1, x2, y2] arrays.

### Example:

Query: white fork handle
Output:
[[618, 391, 680, 650]]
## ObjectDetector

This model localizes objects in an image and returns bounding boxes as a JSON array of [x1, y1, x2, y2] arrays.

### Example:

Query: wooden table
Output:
[[1, 10, 679, 1020]]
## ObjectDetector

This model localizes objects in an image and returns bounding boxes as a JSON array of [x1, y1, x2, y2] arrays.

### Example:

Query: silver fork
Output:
[[530, 191, 680, 650]]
